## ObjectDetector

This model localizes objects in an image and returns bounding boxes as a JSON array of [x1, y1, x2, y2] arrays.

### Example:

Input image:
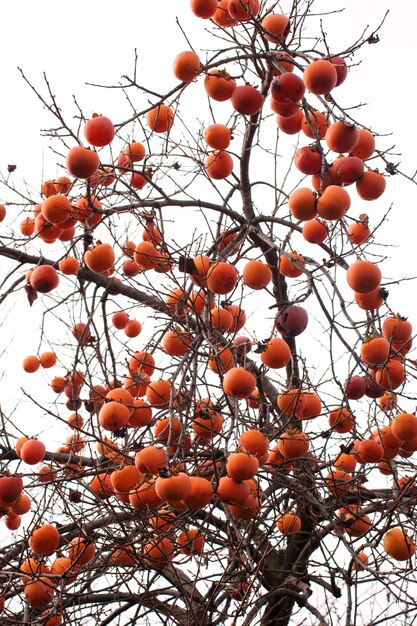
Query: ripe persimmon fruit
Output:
[[66, 146, 100, 179], [173, 51, 201, 82], [146, 104, 174, 133], [84, 114, 115, 147]]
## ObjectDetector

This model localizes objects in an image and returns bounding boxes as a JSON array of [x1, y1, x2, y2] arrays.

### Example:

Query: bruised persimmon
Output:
[[30, 265, 59, 293], [231, 85, 263, 116], [66, 146, 100, 179], [0, 476, 23, 503], [207, 261, 238, 294], [106, 387, 133, 405], [303, 59, 337, 95], [270, 72, 305, 104], [20, 217, 35, 236], [98, 401, 130, 431], [294, 145, 322, 175]]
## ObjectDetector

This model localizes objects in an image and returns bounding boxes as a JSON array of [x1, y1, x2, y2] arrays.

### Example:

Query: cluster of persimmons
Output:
[[0, 1, 414, 623]]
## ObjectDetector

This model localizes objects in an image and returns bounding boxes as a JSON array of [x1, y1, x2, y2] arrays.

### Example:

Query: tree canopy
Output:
[[0, 2, 416, 625]]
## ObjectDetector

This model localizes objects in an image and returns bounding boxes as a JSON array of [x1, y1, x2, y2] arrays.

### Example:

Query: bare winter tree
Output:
[[0, 2, 416, 625]]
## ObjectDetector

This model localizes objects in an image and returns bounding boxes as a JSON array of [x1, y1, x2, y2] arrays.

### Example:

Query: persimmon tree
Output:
[[0, 1, 416, 625]]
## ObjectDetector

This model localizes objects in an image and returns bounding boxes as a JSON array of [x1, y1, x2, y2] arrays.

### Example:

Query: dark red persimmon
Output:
[[84, 115, 115, 147], [231, 85, 263, 115], [270, 73, 305, 104], [66, 146, 100, 179], [30, 266, 59, 293]]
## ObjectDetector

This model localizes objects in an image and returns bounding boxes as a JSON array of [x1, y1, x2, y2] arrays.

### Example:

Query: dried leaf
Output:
[[24, 285, 38, 306]]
